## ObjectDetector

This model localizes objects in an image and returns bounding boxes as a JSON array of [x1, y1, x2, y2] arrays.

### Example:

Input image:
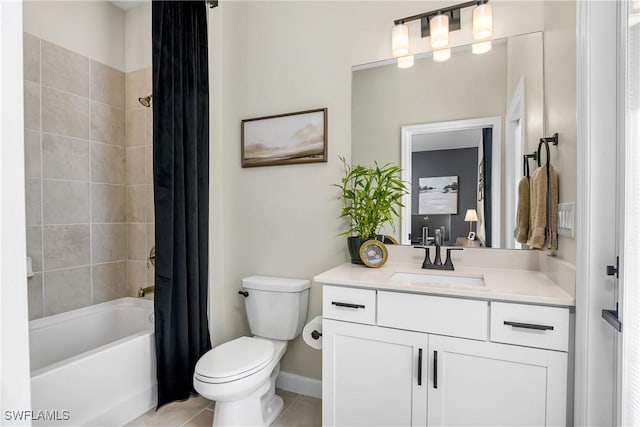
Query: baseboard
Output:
[[276, 371, 322, 399]]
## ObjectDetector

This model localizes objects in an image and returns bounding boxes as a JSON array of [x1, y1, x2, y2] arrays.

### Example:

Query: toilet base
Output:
[[211, 364, 284, 426]]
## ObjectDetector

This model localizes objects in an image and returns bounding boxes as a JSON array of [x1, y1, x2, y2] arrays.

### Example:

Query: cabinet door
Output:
[[427, 335, 567, 427], [323, 319, 428, 426]]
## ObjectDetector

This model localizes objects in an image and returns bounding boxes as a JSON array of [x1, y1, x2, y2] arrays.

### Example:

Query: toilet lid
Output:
[[195, 337, 275, 383]]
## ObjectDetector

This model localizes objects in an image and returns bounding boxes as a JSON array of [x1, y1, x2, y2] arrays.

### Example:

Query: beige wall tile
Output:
[[43, 180, 90, 224], [42, 87, 89, 139], [28, 273, 44, 320], [42, 133, 89, 181], [41, 40, 90, 97], [25, 178, 41, 226], [26, 226, 43, 273], [127, 185, 146, 222], [147, 222, 155, 249], [91, 142, 125, 184], [91, 60, 125, 108], [23, 33, 40, 84], [128, 223, 146, 261], [43, 266, 91, 315], [125, 68, 151, 110], [92, 223, 127, 263], [25, 129, 41, 178], [145, 108, 153, 142], [43, 225, 90, 270], [144, 145, 153, 184], [145, 185, 154, 222], [92, 261, 127, 303], [127, 260, 147, 296], [126, 108, 146, 147], [24, 81, 41, 130], [91, 184, 126, 223], [146, 262, 154, 288], [91, 102, 125, 146], [126, 147, 145, 185]]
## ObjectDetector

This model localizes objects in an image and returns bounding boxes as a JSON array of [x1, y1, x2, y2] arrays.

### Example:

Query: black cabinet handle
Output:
[[433, 351, 438, 389], [418, 348, 423, 386], [331, 301, 365, 309], [503, 321, 554, 331]]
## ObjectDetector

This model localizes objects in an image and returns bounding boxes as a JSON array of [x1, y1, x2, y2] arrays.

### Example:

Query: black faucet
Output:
[[414, 244, 463, 271]]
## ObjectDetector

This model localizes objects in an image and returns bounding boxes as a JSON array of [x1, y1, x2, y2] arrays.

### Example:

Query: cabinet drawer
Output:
[[490, 302, 569, 352], [323, 286, 376, 325], [377, 291, 488, 340]]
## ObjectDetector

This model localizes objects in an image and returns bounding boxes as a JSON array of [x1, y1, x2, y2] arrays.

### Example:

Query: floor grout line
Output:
[[179, 406, 208, 427], [278, 393, 301, 420]]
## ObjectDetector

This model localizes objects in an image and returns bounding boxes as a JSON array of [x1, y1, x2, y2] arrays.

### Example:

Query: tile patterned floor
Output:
[[125, 389, 321, 427]]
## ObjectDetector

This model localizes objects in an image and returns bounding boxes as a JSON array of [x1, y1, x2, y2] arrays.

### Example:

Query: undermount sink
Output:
[[390, 272, 486, 288]]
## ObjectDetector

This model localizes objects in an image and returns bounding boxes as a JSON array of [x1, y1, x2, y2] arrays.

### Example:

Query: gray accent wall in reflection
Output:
[[23, 33, 154, 319], [411, 148, 478, 244]]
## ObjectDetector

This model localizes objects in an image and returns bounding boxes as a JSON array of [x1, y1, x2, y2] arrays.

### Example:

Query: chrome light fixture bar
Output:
[[392, 0, 493, 67]]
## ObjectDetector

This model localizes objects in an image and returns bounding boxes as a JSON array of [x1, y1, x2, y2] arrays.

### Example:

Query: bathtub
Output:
[[29, 297, 156, 426]]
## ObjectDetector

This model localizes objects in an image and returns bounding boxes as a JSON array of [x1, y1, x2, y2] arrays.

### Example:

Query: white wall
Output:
[[23, 0, 125, 71], [1, 1, 31, 421], [543, 0, 577, 264], [209, 0, 547, 380], [125, 2, 151, 72]]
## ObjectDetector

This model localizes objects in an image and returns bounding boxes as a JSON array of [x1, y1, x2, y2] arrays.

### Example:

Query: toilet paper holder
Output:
[[311, 330, 322, 340]]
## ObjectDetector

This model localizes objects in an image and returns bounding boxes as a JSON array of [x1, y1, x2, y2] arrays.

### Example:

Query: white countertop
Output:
[[313, 261, 575, 307]]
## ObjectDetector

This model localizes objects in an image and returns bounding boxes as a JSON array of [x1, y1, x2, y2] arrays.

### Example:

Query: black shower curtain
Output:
[[482, 128, 492, 247], [152, 0, 211, 408]]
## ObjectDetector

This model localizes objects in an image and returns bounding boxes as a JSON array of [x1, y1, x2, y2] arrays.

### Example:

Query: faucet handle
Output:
[[414, 245, 432, 268], [444, 247, 463, 269]]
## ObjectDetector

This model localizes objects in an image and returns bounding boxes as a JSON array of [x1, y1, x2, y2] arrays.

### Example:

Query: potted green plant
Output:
[[335, 156, 408, 264]]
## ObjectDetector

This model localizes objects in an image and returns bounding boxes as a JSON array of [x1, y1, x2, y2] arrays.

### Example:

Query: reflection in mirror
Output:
[[352, 32, 544, 249]]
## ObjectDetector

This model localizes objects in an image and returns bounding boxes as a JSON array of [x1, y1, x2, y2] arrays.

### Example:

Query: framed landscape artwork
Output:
[[418, 176, 459, 215], [241, 108, 328, 167]]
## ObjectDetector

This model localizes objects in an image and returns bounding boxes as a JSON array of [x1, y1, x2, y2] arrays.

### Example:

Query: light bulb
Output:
[[472, 40, 492, 54], [433, 48, 451, 63], [397, 55, 415, 69], [473, 2, 493, 41], [392, 24, 409, 57], [430, 13, 449, 50]]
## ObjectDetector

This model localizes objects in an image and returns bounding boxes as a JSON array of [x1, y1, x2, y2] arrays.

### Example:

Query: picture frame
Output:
[[241, 108, 328, 167], [418, 176, 459, 215], [467, 231, 476, 241], [359, 239, 389, 268]]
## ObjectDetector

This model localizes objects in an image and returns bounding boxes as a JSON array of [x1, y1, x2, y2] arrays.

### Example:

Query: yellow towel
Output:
[[514, 176, 530, 244], [527, 164, 559, 250]]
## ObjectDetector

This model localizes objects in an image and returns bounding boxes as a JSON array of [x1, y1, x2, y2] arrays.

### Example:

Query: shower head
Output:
[[138, 94, 152, 108]]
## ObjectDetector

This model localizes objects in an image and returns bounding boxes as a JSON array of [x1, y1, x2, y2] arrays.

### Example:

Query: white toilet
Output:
[[193, 275, 310, 426]]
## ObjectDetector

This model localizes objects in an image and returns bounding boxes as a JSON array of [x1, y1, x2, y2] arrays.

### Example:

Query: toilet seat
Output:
[[195, 337, 275, 384]]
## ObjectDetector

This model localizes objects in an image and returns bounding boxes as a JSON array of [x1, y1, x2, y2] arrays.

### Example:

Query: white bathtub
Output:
[[30, 297, 157, 426]]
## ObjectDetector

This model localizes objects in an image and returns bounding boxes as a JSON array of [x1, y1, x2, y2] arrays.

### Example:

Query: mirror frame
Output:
[[400, 116, 502, 246]]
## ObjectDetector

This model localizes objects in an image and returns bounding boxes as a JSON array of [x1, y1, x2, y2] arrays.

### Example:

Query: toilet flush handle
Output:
[[238, 290, 249, 297]]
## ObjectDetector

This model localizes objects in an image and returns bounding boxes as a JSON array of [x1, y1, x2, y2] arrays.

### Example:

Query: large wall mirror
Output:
[[352, 32, 544, 249]]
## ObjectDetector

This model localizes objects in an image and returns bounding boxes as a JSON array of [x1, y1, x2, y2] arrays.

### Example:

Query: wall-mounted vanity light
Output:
[[391, 0, 494, 68]]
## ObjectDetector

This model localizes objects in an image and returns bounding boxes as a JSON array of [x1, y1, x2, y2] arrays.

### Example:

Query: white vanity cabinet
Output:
[[321, 285, 570, 427], [427, 335, 567, 426], [322, 320, 428, 426]]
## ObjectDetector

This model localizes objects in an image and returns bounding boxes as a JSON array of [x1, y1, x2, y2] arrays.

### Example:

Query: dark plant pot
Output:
[[347, 235, 383, 265]]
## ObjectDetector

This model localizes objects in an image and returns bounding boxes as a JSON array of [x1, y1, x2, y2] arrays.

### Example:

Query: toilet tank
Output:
[[241, 276, 310, 340]]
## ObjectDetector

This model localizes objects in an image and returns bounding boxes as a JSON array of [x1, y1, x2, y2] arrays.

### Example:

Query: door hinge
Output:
[[606, 256, 619, 278]]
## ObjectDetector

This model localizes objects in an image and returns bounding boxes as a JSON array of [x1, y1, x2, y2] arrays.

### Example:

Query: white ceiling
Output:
[[412, 129, 482, 152], [110, 1, 147, 11]]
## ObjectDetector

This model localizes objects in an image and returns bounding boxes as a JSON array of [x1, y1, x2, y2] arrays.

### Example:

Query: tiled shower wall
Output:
[[24, 33, 154, 319], [125, 67, 154, 297]]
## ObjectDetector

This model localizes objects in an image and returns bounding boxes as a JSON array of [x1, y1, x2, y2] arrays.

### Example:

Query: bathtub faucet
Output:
[[138, 285, 155, 297]]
